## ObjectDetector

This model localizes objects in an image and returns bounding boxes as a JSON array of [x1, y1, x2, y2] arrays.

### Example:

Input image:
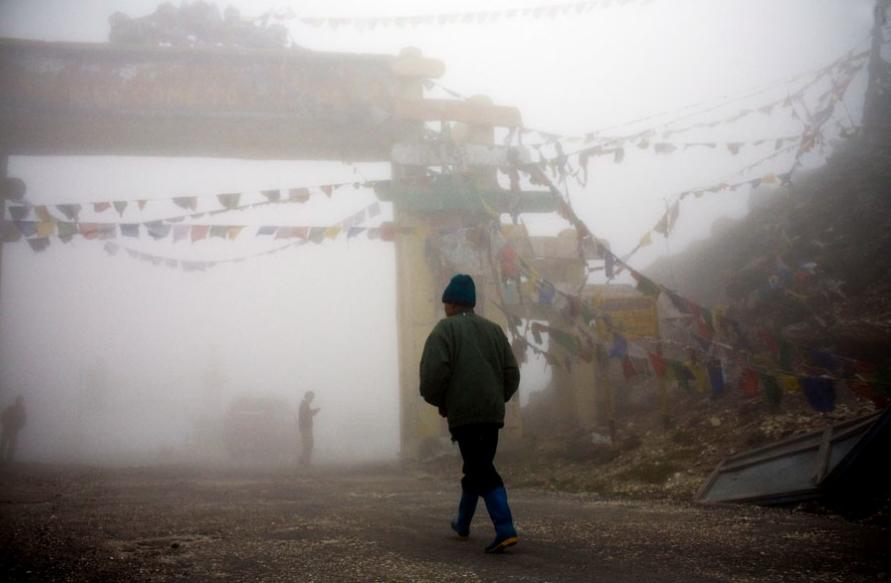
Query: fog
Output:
[[0, 0, 875, 465]]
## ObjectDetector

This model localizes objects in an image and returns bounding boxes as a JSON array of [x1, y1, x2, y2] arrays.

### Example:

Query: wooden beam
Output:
[[390, 55, 445, 78], [0, 38, 409, 160], [393, 98, 522, 127], [391, 142, 531, 167]]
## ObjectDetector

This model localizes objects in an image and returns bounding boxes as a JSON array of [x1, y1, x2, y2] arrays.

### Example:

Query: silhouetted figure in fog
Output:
[[420, 274, 521, 553], [0, 396, 26, 463], [298, 391, 320, 466]]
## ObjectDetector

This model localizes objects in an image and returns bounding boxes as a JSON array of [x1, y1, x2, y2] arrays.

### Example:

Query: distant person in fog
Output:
[[297, 391, 320, 466], [0, 395, 26, 463]]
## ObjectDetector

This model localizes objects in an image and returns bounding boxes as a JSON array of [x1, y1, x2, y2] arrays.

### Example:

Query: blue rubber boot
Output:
[[450, 492, 478, 539], [482, 486, 518, 553]]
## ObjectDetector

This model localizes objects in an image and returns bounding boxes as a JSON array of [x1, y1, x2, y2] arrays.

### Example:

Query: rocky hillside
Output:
[[647, 137, 891, 361]]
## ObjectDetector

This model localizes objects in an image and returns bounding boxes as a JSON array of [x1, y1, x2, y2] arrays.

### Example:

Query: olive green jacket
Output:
[[419, 312, 520, 429]]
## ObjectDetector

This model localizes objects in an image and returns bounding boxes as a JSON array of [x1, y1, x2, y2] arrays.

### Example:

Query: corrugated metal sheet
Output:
[[697, 408, 890, 508]]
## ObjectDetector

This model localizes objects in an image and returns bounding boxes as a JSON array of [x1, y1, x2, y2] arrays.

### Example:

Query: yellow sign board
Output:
[[593, 294, 658, 339]]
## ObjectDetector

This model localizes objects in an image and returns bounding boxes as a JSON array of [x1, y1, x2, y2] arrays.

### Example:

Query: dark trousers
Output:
[[450, 423, 504, 496], [0, 430, 18, 463], [300, 428, 314, 465]]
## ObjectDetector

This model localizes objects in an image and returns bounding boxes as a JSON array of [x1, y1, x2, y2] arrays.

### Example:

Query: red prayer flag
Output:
[[622, 356, 637, 380], [79, 223, 99, 240], [648, 352, 667, 377], [190, 225, 209, 242], [739, 368, 760, 397], [380, 222, 396, 242]]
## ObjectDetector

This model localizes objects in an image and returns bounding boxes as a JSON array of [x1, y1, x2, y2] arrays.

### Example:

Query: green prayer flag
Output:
[[759, 373, 782, 407], [308, 227, 326, 244], [779, 341, 793, 370], [57, 222, 78, 241], [633, 271, 661, 297], [210, 225, 229, 238], [701, 309, 714, 330], [670, 361, 694, 392], [548, 328, 581, 355]]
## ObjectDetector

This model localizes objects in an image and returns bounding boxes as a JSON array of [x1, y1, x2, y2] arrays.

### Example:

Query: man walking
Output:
[[420, 274, 521, 553], [0, 395, 26, 463], [297, 391, 320, 466]]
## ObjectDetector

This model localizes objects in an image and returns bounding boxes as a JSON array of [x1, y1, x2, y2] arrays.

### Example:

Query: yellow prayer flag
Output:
[[35, 206, 53, 223], [37, 221, 56, 237], [639, 231, 653, 247], [324, 226, 341, 240], [226, 226, 244, 240], [761, 173, 778, 184], [778, 375, 799, 393], [690, 363, 709, 393], [480, 199, 499, 218]]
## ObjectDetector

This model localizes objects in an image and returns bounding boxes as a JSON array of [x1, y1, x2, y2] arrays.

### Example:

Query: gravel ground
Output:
[[1, 463, 888, 582]]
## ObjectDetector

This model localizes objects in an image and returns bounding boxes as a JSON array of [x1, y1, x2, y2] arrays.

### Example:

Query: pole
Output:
[[602, 356, 617, 443], [0, 155, 7, 301], [658, 344, 670, 430], [655, 304, 670, 430]]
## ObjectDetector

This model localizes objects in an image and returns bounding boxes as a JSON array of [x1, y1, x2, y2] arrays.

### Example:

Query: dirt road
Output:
[[1, 464, 887, 582]]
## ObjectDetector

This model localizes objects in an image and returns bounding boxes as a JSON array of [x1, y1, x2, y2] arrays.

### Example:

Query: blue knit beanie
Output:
[[442, 274, 476, 307]]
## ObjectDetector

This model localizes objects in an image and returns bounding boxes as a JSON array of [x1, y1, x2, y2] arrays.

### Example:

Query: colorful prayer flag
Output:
[[35, 206, 53, 223], [648, 352, 667, 377], [173, 196, 198, 210], [209, 225, 229, 239], [120, 223, 140, 238], [145, 221, 171, 240], [96, 224, 117, 240], [800, 377, 836, 412], [608, 333, 628, 359], [669, 361, 694, 392], [8, 206, 29, 221], [36, 222, 55, 237], [190, 225, 209, 242], [56, 204, 81, 221], [0, 221, 21, 243], [630, 270, 660, 297], [261, 190, 281, 202], [308, 227, 326, 244], [172, 225, 189, 243], [26, 237, 50, 252], [57, 222, 77, 241], [79, 223, 99, 240], [288, 188, 310, 203], [708, 361, 725, 396], [217, 193, 241, 209], [760, 374, 783, 406], [739, 368, 760, 397]]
